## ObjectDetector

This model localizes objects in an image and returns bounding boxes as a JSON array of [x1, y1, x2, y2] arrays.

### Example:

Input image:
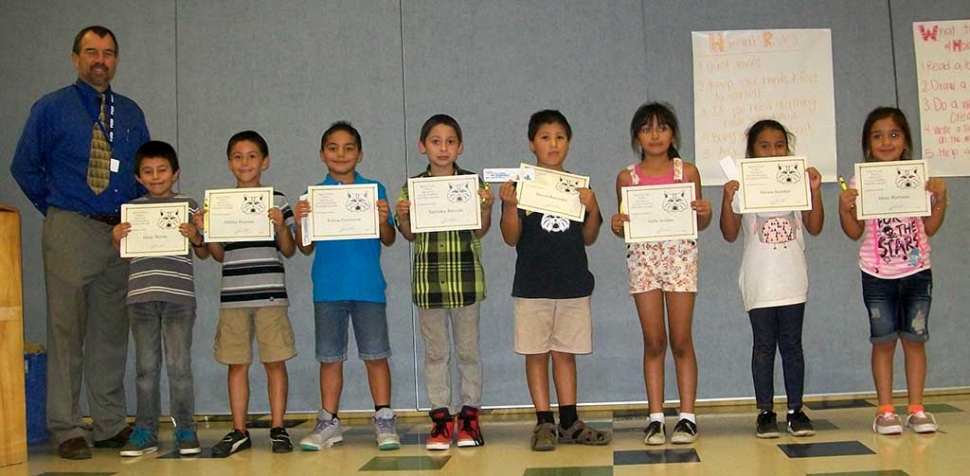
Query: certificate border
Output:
[[408, 175, 483, 233], [203, 187, 275, 242], [515, 163, 588, 222], [622, 183, 698, 243], [854, 160, 932, 220], [120, 201, 190, 258], [306, 183, 381, 241], [737, 156, 812, 214]]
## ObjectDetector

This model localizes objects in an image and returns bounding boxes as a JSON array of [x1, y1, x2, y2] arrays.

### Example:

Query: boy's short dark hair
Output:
[[73, 26, 118, 55], [420, 114, 463, 143], [227, 130, 269, 157], [528, 110, 572, 141], [134, 140, 179, 174], [321, 121, 362, 151]]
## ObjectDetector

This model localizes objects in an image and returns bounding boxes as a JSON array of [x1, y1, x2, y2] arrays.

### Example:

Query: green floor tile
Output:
[[523, 467, 613, 476], [895, 403, 963, 414], [36, 473, 117, 476], [807, 471, 908, 476], [359, 455, 450, 471]]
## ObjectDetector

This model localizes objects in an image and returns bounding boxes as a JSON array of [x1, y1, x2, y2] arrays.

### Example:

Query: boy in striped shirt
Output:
[[111, 140, 209, 457]]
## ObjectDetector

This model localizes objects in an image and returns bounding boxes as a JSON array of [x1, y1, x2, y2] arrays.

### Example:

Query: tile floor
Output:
[[3, 393, 968, 476]]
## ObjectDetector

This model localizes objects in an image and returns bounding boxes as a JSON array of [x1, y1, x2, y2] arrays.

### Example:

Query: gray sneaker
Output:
[[873, 412, 903, 435], [905, 411, 938, 433], [300, 409, 343, 450], [373, 408, 401, 450]]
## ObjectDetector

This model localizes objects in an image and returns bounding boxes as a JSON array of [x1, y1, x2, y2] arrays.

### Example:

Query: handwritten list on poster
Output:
[[914, 19, 970, 176], [693, 29, 837, 185]]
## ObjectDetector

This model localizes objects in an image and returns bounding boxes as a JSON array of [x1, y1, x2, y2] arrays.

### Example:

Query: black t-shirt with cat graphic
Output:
[[511, 206, 594, 299]]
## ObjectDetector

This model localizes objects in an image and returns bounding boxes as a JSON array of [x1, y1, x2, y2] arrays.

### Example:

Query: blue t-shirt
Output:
[[310, 172, 392, 303]]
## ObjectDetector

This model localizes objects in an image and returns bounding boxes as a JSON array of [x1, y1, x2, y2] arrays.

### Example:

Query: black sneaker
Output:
[[270, 427, 293, 453], [755, 411, 780, 439], [211, 429, 251, 458], [670, 418, 697, 444], [786, 410, 816, 437]]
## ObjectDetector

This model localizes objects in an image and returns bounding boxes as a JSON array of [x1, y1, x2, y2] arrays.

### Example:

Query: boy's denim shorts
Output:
[[861, 269, 932, 344], [314, 301, 391, 362]]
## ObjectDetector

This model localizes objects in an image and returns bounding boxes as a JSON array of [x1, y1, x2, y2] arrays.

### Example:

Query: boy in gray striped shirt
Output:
[[111, 141, 209, 457]]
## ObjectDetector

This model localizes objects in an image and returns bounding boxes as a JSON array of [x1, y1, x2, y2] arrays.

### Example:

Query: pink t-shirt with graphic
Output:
[[850, 175, 931, 278]]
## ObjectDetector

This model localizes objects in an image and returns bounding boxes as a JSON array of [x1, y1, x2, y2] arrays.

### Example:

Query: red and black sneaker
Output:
[[457, 406, 485, 448], [426, 408, 454, 450]]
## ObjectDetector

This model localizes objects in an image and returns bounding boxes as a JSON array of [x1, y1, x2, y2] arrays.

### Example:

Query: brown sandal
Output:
[[558, 420, 612, 446]]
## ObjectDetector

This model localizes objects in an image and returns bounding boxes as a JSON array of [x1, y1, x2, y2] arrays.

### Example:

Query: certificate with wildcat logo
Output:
[[408, 175, 482, 233], [854, 160, 931, 220], [305, 184, 380, 241], [515, 164, 588, 222], [120, 202, 190, 258], [622, 183, 698, 243], [203, 187, 274, 242], [737, 156, 812, 214]]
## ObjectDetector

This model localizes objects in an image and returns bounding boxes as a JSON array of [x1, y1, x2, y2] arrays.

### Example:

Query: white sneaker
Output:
[[905, 411, 938, 433], [300, 409, 343, 450], [373, 408, 401, 450], [873, 412, 903, 435]]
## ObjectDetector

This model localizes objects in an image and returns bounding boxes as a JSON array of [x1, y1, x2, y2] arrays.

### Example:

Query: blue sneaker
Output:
[[119, 426, 158, 457], [175, 427, 202, 455]]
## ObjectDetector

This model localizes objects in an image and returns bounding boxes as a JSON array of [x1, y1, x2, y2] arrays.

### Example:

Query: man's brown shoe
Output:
[[93, 425, 133, 448], [58, 437, 91, 460]]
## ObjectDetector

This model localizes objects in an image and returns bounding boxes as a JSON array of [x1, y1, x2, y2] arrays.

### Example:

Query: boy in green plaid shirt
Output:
[[394, 114, 494, 450]]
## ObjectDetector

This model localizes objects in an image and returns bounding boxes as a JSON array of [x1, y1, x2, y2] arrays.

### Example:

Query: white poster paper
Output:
[[914, 19, 970, 175], [693, 29, 837, 185]]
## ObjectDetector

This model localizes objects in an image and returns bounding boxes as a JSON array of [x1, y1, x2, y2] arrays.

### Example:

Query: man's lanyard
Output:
[[74, 83, 115, 147]]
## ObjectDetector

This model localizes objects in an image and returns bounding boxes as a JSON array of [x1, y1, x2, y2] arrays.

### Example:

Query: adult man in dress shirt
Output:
[[11, 26, 150, 460]]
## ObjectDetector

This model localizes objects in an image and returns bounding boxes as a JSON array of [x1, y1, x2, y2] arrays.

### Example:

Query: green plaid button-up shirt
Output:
[[397, 164, 486, 309]]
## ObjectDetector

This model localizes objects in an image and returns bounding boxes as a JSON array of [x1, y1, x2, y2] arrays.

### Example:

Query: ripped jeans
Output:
[[861, 269, 932, 344]]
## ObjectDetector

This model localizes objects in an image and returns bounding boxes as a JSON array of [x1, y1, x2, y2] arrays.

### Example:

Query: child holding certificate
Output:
[[838, 107, 947, 435], [201, 130, 298, 457], [608, 103, 711, 445], [719, 120, 823, 439], [109, 141, 208, 457], [499, 110, 609, 452], [394, 114, 494, 450], [292, 122, 400, 451]]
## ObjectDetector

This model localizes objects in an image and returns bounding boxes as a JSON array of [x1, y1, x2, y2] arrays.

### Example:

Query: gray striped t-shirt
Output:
[[126, 194, 200, 306]]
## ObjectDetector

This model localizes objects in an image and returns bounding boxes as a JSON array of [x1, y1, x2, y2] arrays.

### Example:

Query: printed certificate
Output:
[[622, 183, 698, 243], [120, 202, 190, 258], [515, 164, 588, 222], [854, 160, 932, 220], [408, 175, 482, 233], [204, 187, 274, 242], [306, 184, 380, 241], [737, 156, 812, 213]]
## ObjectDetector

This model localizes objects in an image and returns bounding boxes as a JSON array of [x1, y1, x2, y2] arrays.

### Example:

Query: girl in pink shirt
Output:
[[838, 107, 948, 435]]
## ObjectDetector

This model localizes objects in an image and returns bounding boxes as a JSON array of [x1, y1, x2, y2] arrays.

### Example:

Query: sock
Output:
[[787, 408, 796, 415], [649, 412, 666, 423], [375, 405, 391, 413], [559, 405, 578, 430], [324, 408, 338, 420], [877, 404, 896, 415], [907, 404, 924, 415], [536, 411, 555, 425], [680, 412, 696, 424]]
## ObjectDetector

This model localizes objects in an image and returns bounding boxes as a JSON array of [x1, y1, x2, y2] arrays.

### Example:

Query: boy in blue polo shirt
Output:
[[293, 121, 399, 451]]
